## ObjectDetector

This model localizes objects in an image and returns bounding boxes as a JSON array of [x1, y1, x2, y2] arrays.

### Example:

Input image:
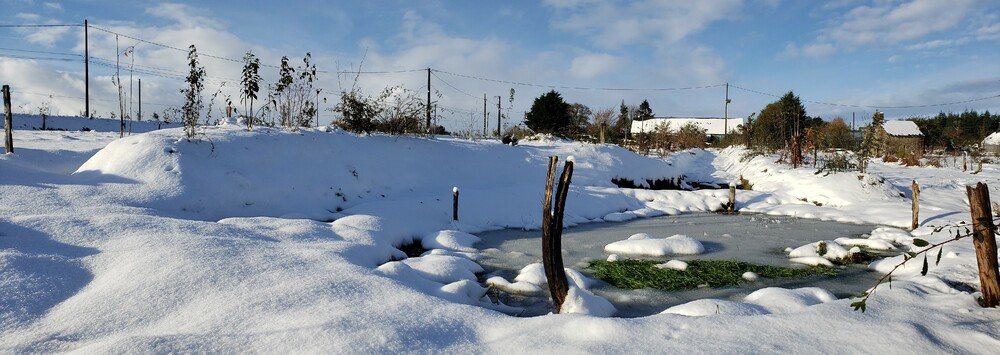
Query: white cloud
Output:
[[977, 23, 1000, 40], [904, 37, 971, 50], [544, 0, 743, 49], [887, 55, 901, 63], [569, 53, 622, 79], [15, 12, 41, 21], [145, 3, 220, 29], [782, 42, 836, 58], [786, 0, 976, 58], [23, 26, 70, 47], [541, 0, 600, 9], [43, 2, 61, 11]]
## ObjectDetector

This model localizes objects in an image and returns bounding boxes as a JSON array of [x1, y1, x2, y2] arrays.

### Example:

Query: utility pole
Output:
[[496, 95, 502, 137], [724, 82, 730, 140], [84, 19, 89, 118], [483, 93, 487, 136], [426, 68, 431, 133], [315, 89, 321, 127], [138, 78, 141, 122]]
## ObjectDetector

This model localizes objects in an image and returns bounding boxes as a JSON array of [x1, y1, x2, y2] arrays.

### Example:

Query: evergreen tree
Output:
[[635, 99, 654, 121], [858, 111, 886, 173], [524, 90, 572, 135], [751, 91, 813, 150], [618, 100, 632, 139]]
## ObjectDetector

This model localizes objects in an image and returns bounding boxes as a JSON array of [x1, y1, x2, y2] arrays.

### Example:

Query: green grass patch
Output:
[[587, 259, 837, 291]]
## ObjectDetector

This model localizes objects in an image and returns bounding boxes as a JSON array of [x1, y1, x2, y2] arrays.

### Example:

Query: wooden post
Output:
[[452, 187, 459, 221], [599, 122, 606, 144], [967, 183, 1000, 307], [542, 156, 572, 313], [3, 85, 12, 154], [729, 185, 736, 213], [911, 180, 919, 230]]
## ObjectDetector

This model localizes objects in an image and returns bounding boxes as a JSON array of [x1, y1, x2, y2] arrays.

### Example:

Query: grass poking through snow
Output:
[[587, 259, 837, 290]]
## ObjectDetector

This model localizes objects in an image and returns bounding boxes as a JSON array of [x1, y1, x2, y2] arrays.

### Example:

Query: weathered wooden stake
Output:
[[967, 182, 1000, 307], [542, 156, 572, 313], [3, 85, 12, 154], [452, 187, 459, 221], [911, 180, 919, 230], [729, 185, 736, 213]]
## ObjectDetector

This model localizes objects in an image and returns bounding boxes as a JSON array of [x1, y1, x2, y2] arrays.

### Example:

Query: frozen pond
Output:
[[476, 213, 888, 317]]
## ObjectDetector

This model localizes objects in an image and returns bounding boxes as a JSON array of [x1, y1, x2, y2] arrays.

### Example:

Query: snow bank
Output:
[[5, 125, 1000, 353], [604, 233, 705, 257], [75, 125, 684, 223], [663, 287, 837, 316]]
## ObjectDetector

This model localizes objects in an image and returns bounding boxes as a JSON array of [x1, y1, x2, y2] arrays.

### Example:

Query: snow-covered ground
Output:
[[2, 117, 999, 353]]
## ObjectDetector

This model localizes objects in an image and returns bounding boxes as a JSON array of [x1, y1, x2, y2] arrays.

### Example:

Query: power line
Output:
[[0, 47, 82, 57], [89, 24, 429, 76], [433, 68, 726, 92], [0, 24, 82, 28], [729, 84, 1000, 110], [430, 71, 480, 100], [0, 53, 79, 62]]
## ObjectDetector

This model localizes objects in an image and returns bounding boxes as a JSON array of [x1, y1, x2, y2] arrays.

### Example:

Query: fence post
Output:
[[3, 85, 12, 154], [728, 185, 736, 213], [542, 156, 572, 313], [452, 187, 459, 221], [911, 180, 919, 230], [967, 182, 1000, 307]]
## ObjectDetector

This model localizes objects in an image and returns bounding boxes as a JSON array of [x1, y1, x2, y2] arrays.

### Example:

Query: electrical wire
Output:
[[430, 71, 481, 100], [729, 84, 1000, 110], [0, 24, 82, 28], [433, 68, 726, 92], [0, 47, 82, 57]]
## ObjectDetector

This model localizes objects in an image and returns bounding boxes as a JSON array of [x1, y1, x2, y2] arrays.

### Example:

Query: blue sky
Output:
[[2, 0, 999, 132]]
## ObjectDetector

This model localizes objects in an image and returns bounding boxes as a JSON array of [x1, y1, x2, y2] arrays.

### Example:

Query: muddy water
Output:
[[475, 213, 887, 317]]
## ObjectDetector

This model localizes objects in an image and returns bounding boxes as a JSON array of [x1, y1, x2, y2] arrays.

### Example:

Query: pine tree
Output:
[[858, 111, 886, 173], [636, 99, 654, 121], [180, 45, 205, 139], [524, 90, 571, 135], [619, 100, 631, 139]]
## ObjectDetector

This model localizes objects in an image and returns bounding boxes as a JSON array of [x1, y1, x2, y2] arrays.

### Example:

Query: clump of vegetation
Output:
[[738, 175, 753, 190], [588, 259, 836, 291], [815, 152, 856, 176]]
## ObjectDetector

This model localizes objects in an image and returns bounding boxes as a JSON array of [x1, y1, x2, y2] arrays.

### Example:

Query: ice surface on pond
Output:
[[476, 213, 884, 317]]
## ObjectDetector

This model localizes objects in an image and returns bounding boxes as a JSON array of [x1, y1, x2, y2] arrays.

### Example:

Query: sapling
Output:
[[180, 45, 205, 139], [850, 219, 997, 312]]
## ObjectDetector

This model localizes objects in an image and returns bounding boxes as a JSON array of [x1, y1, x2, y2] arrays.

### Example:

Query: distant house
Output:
[[630, 117, 745, 142], [882, 120, 924, 157], [982, 131, 1000, 154]]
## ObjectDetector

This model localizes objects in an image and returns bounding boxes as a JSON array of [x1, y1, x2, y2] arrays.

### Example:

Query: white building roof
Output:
[[630, 117, 744, 135], [983, 132, 1000, 146], [883, 120, 923, 136]]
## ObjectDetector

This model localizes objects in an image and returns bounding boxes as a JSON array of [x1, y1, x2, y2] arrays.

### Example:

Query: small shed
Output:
[[883, 120, 924, 157]]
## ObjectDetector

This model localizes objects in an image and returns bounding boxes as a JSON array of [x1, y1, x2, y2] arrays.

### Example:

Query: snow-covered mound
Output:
[[604, 233, 705, 257], [75, 125, 683, 221], [714, 146, 905, 208]]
